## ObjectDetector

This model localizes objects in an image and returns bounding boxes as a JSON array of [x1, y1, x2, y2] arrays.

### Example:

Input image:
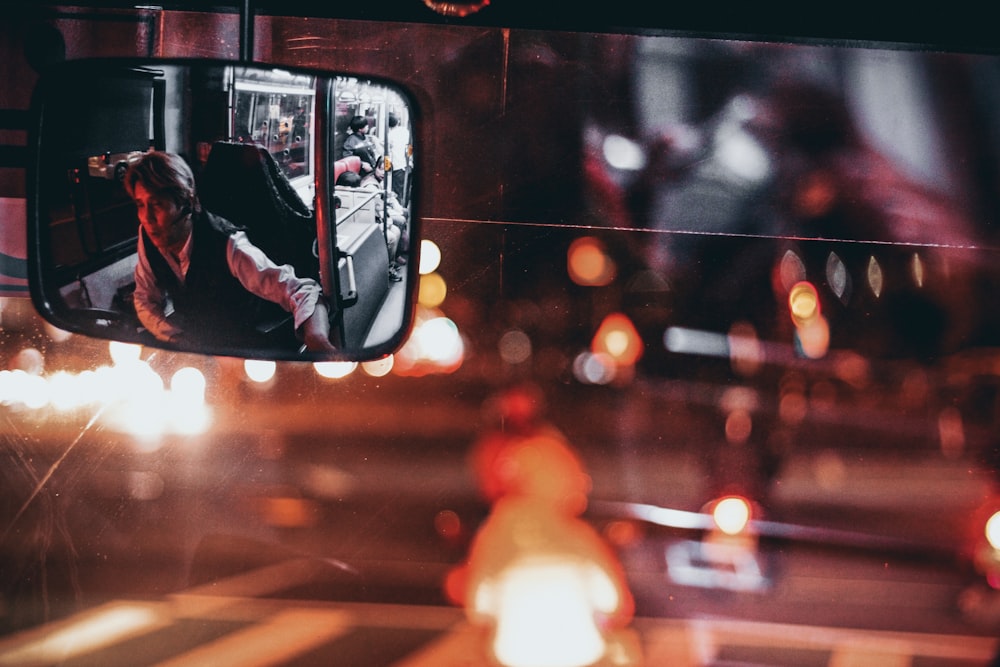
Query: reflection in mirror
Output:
[[29, 59, 418, 362]]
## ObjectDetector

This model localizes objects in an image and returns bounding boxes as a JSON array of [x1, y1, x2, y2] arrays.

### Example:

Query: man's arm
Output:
[[225, 231, 336, 353]]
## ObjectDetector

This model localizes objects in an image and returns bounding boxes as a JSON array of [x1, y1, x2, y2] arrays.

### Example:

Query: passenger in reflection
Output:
[[342, 115, 382, 179], [124, 151, 336, 353], [337, 169, 407, 283], [253, 122, 270, 145], [387, 112, 412, 205], [447, 386, 642, 667]]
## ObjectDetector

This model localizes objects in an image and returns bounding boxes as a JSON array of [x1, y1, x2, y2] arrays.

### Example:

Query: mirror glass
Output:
[[28, 59, 418, 361]]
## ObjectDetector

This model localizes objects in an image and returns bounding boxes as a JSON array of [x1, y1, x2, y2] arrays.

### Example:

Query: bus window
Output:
[[232, 68, 316, 202]]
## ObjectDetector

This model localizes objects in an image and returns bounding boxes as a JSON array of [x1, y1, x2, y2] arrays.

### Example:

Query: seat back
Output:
[[199, 142, 318, 280], [334, 155, 361, 184]]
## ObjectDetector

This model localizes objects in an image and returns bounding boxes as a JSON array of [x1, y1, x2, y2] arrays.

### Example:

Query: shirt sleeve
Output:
[[225, 231, 323, 330], [133, 235, 184, 341]]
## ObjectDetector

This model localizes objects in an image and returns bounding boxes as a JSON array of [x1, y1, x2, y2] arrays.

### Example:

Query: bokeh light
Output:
[[244, 359, 277, 383], [938, 406, 965, 459], [712, 496, 752, 536], [395, 309, 465, 375], [591, 313, 642, 366], [434, 509, 463, 541], [568, 236, 616, 287], [715, 119, 771, 183], [826, 252, 850, 303], [18, 371, 49, 409], [0, 339, 213, 441], [724, 409, 753, 444], [485, 560, 613, 667], [314, 361, 358, 379], [170, 367, 206, 404], [986, 511, 1000, 551], [109, 340, 142, 366], [911, 252, 925, 287], [48, 371, 81, 411], [419, 239, 441, 275], [602, 134, 647, 171], [778, 250, 807, 293], [362, 355, 394, 377], [10, 347, 45, 375], [779, 388, 808, 425], [415, 317, 463, 364], [867, 256, 884, 297], [796, 316, 830, 359], [572, 351, 616, 385], [788, 281, 829, 359], [788, 281, 820, 327], [418, 272, 447, 308], [728, 321, 762, 377], [499, 329, 533, 365]]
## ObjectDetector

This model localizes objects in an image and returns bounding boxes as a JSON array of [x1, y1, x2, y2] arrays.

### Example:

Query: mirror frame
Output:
[[26, 57, 422, 362]]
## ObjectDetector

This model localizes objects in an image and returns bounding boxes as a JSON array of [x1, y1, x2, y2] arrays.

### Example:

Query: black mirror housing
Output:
[[27, 58, 420, 362]]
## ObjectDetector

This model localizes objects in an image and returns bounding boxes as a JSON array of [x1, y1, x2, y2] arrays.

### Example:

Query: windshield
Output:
[[2, 7, 1000, 666]]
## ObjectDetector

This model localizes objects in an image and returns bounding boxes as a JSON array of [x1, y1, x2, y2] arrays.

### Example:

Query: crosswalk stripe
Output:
[[0, 601, 171, 666], [828, 646, 912, 667], [639, 626, 700, 666], [392, 621, 487, 667], [152, 608, 351, 667]]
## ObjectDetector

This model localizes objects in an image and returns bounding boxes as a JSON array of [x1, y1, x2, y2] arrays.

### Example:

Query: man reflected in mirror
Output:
[[124, 151, 336, 353], [342, 115, 381, 179]]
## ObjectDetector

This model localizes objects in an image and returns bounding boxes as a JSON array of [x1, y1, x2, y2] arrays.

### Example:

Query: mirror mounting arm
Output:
[[239, 0, 254, 62]]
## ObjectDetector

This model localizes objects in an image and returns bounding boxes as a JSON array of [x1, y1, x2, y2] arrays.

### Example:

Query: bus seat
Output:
[[334, 155, 361, 184], [199, 142, 318, 281], [338, 219, 389, 348]]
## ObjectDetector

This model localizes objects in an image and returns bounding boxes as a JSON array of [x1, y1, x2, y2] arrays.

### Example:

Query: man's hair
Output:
[[337, 170, 362, 187], [388, 113, 399, 128], [124, 151, 198, 211], [349, 115, 368, 133]]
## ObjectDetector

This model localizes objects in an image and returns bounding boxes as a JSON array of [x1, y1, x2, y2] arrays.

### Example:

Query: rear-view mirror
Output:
[[27, 59, 419, 361]]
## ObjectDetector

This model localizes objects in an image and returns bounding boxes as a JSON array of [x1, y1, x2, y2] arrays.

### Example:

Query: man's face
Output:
[[132, 182, 191, 253]]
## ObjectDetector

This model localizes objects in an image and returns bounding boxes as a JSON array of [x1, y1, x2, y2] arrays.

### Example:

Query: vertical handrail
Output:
[[314, 76, 346, 346], [314, 78, 335, 297]]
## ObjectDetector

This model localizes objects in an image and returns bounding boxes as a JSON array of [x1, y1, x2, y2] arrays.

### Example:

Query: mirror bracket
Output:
[[239, 0, 254, 62]]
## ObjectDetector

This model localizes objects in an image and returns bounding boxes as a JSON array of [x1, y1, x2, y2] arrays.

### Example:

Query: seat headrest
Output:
[[334, 155, 362, 183]]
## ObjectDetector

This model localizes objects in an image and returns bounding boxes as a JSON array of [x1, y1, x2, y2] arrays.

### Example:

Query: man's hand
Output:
[[300, 300, 337, 353]]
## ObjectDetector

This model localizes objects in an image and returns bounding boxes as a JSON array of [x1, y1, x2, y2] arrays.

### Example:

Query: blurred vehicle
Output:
[[86, 151, 144, 181], [2, 3, 1000, 667]]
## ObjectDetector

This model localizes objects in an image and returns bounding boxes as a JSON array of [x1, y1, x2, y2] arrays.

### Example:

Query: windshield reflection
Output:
[[4, 9, 1000, 666]]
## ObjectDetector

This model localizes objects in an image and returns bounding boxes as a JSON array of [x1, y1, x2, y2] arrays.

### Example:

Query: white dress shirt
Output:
[[133, 226, 322, 343]]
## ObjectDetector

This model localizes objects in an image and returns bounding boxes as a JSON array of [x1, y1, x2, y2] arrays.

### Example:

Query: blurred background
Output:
[[2, 6, 1000, 665]]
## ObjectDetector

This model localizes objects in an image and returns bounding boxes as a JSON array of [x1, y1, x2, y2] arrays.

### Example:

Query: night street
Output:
[[3, 376, 999, 666]]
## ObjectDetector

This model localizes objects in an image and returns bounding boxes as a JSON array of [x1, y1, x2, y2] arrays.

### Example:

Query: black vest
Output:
[[142, 211, 293, 349]]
